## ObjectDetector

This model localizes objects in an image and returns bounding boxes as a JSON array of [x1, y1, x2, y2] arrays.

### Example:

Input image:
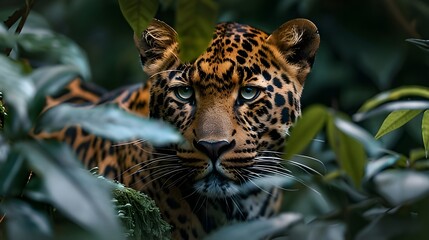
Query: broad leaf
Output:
[[327, 116, 366, 188], [364, 155, 401, 181], [118, 0, 159, 36], [354, 100, 429, 122], [373, 170, 429, 205], [35, 104, 181, 145], [335, 117, 382, 157], [423, 110, 429, 158], [18, 33, 91, 80], [206, 213, 303, 240], [1, 199, 52, 239], [16, 140, 123, 240], [176, 0, 217, 61], [358, 86, 429, 112], [375, 110, 423, 139], [284, 105, 328, 159]]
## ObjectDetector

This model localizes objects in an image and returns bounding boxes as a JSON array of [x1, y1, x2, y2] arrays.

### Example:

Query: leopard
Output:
[[37, 18, 320, 239]]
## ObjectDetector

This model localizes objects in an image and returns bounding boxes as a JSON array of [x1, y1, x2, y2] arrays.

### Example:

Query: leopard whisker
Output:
[[117, 156, 179, 178], [245, 167, 294, 180], [182, 185, 200, 200], [111, 139, 147, 147], [285, 160, 323, 176], [131, 167, 187, 189], [149, 69, 183, 79], [130, 163, 183, 176], [192, 185, 208, 214], [163, 169, 195, 189], [251, 164, 293, 175], [229, 190, 245, 219]]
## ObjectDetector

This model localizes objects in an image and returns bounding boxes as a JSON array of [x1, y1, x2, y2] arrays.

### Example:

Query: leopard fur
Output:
[[37, 18, 319, 239]]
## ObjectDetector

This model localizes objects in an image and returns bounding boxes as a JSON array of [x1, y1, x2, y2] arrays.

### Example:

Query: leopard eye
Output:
[[239, 86, 260, 101], [174, 86, 194, 101]]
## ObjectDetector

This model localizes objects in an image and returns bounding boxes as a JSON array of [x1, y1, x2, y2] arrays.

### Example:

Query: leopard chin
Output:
[[194, 173, 241, 198]]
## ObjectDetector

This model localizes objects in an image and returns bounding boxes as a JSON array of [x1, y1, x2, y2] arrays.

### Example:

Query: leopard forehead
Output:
[[198, 22, 268, 71], [192, 23, 276, 83], [167, 22, 297, 96]]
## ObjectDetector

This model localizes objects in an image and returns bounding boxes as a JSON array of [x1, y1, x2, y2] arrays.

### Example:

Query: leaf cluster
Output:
[[0, 4, 179, 239]]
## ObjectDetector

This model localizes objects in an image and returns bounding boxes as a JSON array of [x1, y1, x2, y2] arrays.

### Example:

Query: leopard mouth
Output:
[[194, 171, 241, 198]]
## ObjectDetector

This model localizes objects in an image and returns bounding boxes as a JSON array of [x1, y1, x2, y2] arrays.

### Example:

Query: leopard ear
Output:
[[267, 19, 320, 84], [134, 19, 180, 76]]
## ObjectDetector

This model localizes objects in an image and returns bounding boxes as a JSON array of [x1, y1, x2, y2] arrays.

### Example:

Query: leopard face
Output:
[[134, 19, 319, 199]]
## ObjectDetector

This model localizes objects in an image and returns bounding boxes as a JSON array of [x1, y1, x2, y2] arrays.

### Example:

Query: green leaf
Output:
[[206, 213, 303, 240], [0, 54, 35, 134], [327, 115, 366, 188], [334, 117, 382, 157], [17, 33, 91, 79], [423, 110, 429, 158], [35, 104, 181, 145], [118, 0, 159, 36], [358, 86, 429, 112], [375, 110, 423, 139], [176, 0, 217, 62], [354, 100, 429, 122], [284, 105, 328, 159], [16, 140, 123, 240], [0, 199, 52, 239], [373, 170, 429, 205], [406, 38, 429, 52]]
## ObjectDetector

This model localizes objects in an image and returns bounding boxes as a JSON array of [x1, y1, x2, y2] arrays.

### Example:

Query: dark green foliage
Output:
[[0, 2, 179, 239], [176, 0, 218, 62], [118, 0, 159, 37]]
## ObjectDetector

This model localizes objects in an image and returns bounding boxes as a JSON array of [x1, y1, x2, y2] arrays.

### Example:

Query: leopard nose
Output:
[[194, 140, 236, 163]]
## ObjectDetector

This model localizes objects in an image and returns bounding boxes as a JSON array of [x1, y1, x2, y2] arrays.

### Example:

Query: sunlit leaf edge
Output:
[[375, 110, 423, 139], [358, 86, 429, 113]]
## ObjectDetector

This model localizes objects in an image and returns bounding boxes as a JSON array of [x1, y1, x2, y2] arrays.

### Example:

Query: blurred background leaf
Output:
[[176, 0, 217, 62], [118, 0, 159, 36]]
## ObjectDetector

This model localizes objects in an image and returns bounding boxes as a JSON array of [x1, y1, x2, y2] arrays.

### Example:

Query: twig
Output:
[[3, 0, 35, 56], [383, 0, 420, 38]]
